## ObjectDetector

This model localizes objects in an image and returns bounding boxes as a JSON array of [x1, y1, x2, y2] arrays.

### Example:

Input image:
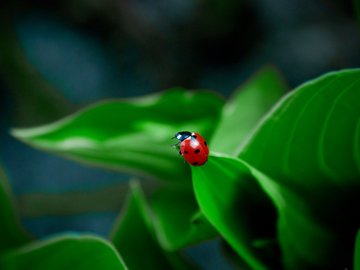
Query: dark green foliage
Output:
[[110, 181, 197, 270], [148, 184, 218, 250], [5, 68, 360, 269], [239, 69, 360, 269], [192, 155, 279, 270], [0, 235, 127, 270], [0, 169, 31, 253], [355, 229, 360, 270]]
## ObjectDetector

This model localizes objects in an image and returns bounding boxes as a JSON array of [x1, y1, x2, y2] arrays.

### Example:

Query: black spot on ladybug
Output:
[[184, 150, 188, 154], [194, 149, 200, 154], [192, 162, 199, 166], [204, 141, 207, 146], [193, 135, 197, 139]]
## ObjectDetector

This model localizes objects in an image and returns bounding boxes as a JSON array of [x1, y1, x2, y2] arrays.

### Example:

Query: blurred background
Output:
[[0, 0, 360, 269]]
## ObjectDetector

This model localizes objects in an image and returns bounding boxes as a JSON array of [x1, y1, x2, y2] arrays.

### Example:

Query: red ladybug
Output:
[[173, 131, 209, 166]]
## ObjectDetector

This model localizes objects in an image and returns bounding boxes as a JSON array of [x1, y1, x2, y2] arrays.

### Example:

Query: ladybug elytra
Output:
[[173, 131, 209, 166]]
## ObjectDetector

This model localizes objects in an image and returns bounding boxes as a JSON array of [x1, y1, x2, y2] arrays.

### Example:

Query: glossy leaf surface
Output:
[[12, 89, 224, 182], [210, 66, 286, 156], [239, 69, 360, 185], [239, 69, 360, 269], [192, 154, 278, 270]]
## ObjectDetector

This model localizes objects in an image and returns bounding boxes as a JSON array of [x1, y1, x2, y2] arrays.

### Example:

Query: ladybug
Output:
[[173, 131, 209, 166]]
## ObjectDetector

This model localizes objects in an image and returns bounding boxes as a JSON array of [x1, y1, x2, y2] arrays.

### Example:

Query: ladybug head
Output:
[[174, 131, 192, 142]]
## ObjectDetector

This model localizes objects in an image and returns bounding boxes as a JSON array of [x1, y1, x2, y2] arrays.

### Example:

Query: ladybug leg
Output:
[[171, 141, 180, 147], [179, 150, 182, 155]]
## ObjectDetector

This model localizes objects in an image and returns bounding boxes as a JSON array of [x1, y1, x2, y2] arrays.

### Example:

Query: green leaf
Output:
[[239, 69, 360, 269], [192, 154, 279, 270], [250, 163, 339, 270], [355, 228, 360, 270], [0, 168, 32, 254], [11, 89, 224, 182], [239, 68, 360, 184], [149, 185, 218, 250], [210, 66, 287, 156], [110, 181, 196, 270], [0, 235, 127, 270]]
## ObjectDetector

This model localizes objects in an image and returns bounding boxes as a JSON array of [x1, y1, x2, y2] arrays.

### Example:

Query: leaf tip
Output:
[[10, 127, 36, 140]]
